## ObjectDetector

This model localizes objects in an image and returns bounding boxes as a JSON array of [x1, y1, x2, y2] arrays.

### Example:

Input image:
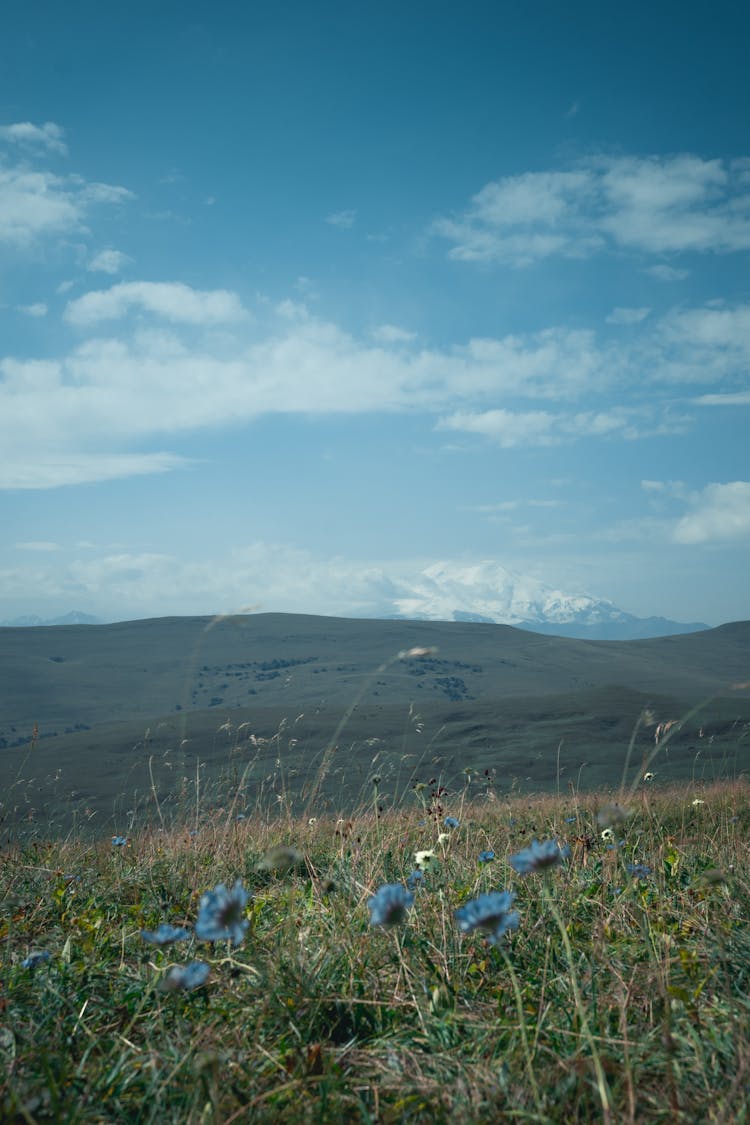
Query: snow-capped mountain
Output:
[[383, 561, 708, 640]]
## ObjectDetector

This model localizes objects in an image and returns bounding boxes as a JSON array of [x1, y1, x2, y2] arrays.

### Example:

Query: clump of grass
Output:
[[1, 778, 749, 1122]]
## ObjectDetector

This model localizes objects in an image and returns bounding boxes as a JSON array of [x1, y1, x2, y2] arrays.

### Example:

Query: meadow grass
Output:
[[2, 774, 749, 1123]]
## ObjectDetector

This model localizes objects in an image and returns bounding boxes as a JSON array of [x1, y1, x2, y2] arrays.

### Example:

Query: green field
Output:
[[1, 781, 748, 1122]]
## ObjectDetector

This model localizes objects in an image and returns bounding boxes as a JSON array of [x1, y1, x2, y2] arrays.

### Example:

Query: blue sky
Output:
[[1, 0, 749, 626]]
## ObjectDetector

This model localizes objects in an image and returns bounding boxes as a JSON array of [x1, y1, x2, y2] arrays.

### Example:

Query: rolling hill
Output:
[[1, 614, 748, 839]]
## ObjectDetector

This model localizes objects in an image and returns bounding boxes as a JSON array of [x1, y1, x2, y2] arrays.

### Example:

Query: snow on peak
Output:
[[389, 560, 626, 626]]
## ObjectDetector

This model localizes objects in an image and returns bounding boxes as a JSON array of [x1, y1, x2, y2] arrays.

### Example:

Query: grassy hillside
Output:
[[1, 615, 748, 840], [1, 782, 748, 1122]]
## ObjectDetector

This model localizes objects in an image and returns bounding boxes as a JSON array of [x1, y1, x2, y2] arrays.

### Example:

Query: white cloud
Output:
[[15, 302, 48, 317], [0, 310, 614, 487], [0, 121, 68, 156], [0, 450, 187, 490], [58, 543, 402, 620], [64, 281, 247, 326], [606, 307, 650, 325], [370, 324, 417, 344], [434, 154, 750, 265], [0, 166, 133, 246], [673, 482, 750, 544], [646, 263, 689, 282], [325, 209, 357, 228], [14, 540, 61, 552], [437, 405, 680, 446], [87, 248, 132, 274], [695, 391, 750, 405], [437, 408, 558, 446], [651, 304, 750, 384], [641, 479, 686, 495], [0, 296, 745, 489]]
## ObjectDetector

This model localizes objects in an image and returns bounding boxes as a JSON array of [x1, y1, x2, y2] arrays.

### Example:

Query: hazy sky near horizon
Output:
[[2, 0, 749, 626]]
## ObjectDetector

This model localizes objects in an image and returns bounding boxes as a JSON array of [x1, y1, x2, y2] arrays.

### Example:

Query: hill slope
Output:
[[1, 614, 748, 837]]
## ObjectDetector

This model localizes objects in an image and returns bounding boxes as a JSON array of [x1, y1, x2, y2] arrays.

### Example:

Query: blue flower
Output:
[[509, 838, 570, 876], [455, 891, 519, 945], [111, 835, 127, 847], [21, 950, 51, 969], [141, 924, 191, 946], [195, 879, 250, 946], [164, 960, 210, 991], [478, 850, 495, 864], [444, 816, 460, 829], [626, 863, 652, 879], [367, 884, 414, 928], [406, 870, 425, 891], [564, 816, 577, 823]]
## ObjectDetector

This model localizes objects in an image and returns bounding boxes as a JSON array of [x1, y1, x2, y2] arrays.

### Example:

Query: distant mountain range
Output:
[[0, 611, 102, 628], [0, 562, 710, 639]]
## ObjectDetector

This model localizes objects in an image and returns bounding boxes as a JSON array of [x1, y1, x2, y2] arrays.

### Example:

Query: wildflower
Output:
[[21, 951, 51, 969], [626, 863, 652, 879], [509, 838, 570, 876], [600, 828, 615, 842], [455, 891, 519, 945], [414, 849, 438, 869], [164, 960, 210, 992], [564, 816, 577, 823], [437, 832, 450, 845], [111, 835, 127, 847], [308, 817, 318, 826], [444, 816, 460, 829], [643, 772, 655, 782], [195, 879, 250, 945], [141, 924, 191, 946], [367, 884, 414, 928], [257, 845, 303, 873], [691, 798, 706, 807], [478, 850, 495, 864], [406, 869, 425, 891]]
